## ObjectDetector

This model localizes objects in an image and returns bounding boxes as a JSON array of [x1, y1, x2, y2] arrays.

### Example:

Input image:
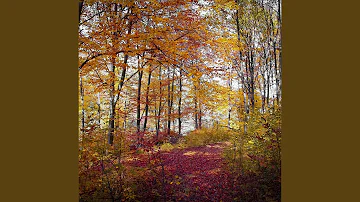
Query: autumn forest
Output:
[[79, 0, 281, 201]]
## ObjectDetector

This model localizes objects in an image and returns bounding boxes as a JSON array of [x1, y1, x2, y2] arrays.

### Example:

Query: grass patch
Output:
[[159, 142, 174, 151], [183, 127, 232, 147]]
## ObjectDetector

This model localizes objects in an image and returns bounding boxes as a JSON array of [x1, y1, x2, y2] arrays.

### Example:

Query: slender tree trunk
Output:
[[262, 74, 266, 113], [123, 92, 128, 131], [194, 103, 198, 130], [249, 50, 255, 111], [178, 68, 182, 136], [261, 0, 272, 109], [78, 0, 84, 23], [108, 56, 116, 145], [267, 54, 271, 108], [97, 92, 101, 126], [270, 17, 280, 107], [278, 0, 282, 105], [107, 3, 117, 146], [194, 81, 198, 130], [243, 90, 248, 135], [228, 67, 232, 128], [167, 66, 174, 137], [261, 49, 267, 113], [107, 102, 115, 146], [234, 5, 248, 134], [156, 66, 163, 140], [266, 28, 272, 108], [273, 40, 279, 106], [143, 69, 152, 132], [278, 0, 281, 23], [107, 10, 131, 145], [170, 70, 175, 133], [80, 76, 85, 133], [199, 106, 202, 129], [136, 60, 143, 147]]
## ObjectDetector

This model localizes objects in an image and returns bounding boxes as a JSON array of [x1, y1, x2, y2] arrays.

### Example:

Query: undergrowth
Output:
[[183, 127, 232, 147]]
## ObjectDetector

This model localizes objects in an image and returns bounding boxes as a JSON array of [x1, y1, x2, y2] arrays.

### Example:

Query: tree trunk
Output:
[[261, 49, 267, 113], [136, 62, 143, 147], [249, 50, 255, 111], [199, 106, 202, 129], [194, 82, 198, 130], [78, 0, 84, 23], [167, 66, 173, 137], [267, 60, 271, 108], [273, 40, 279, 106], [107, 7, 131, 145], [156, 66, 163, 140], [178, 68, 182, 136], [97, 92, 101, 126], [228, 67, 232, 128], [80, 76, 85, 133], [107, 55, 116, 145], [143, 69, 152, 132], [169, 69, 175, 135], [278, 0, 282, 105], [234, 5, 249, 134]]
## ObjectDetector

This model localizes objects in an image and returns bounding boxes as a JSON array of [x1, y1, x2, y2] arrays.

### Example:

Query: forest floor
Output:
[[125, 142, 234, 201]]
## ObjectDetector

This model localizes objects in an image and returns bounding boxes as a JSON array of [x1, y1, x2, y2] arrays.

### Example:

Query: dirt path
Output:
[[125, 142, 233, 201], [160, 142, 232, 201]]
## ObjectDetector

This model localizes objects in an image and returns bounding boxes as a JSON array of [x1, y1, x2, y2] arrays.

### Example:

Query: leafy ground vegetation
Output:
[[79, 107, 281, 201], [79, 0, 281, 201]]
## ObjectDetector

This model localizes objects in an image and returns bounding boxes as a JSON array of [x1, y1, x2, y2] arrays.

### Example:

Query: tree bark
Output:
[[136, 58, 143, 147], [194, 80, 198, 130], [249, 49, 255, 111], [168, 69, 175, 136], [178, 68, 182, 136], [156, 66, 163, 140], [228, 67, 232, 128], [278, 0, 282, 105], [78, 0, 84, 23], [143, 69, 152, 132], [97, 92, 101, 126], [108, 56, 116, 145], [107, 5, 132, 145], [80, 76, 85, 133], [167, 66, 172, 137]]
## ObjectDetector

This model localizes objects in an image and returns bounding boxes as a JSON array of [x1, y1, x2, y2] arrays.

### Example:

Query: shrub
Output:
[[184, 127, 232, 147], [159, 142, 174, 151]]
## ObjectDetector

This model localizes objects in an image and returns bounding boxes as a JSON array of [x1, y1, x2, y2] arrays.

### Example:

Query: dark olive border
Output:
[[1, 1, 78, 201], [282, 0, 359, 201], [1, 0, 359, 201]]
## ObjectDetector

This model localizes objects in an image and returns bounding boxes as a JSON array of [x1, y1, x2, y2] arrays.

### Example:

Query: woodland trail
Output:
[[160, 142, 232, 201], [126, 142, 234, 201]]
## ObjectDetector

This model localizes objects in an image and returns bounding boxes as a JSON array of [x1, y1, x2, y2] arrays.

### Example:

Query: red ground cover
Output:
[[124, 142, 233, 201]]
